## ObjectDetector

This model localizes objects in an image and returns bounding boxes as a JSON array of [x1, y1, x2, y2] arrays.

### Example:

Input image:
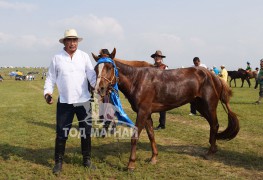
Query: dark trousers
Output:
[[255, 81, 259, 89], [158, 111, 166, 128], [56, 100, 92, 140], [260, 84, 263, 97], [190, 103, 197, 114]]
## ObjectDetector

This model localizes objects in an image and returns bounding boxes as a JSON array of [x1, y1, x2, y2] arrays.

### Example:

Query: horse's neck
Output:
[[115, 61, 138, 97]]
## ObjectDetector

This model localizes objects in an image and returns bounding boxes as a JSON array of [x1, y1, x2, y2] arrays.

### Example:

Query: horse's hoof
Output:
[[203, 152, 215, 160], [128, 168, 135, 173], [150, 158, 157, 165], [203, 154, 211, 160], [127, 163, 135, 172]]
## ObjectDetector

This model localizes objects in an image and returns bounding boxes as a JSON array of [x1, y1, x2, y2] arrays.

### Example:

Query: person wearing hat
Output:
[[44, 29, 97, 174], [212, 65, 220, 75], [253, 59, 263, 104], [151, 50, 168, 130], [219, 65, 228, 82]]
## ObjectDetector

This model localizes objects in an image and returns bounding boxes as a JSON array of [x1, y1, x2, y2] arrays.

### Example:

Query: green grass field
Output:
[[0, 70, 262, 179]]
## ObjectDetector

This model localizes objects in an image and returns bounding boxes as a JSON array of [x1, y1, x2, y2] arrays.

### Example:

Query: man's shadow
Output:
[[12, 120, 262, 171]]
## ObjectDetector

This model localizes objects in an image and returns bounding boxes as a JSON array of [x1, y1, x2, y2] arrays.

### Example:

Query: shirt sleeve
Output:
[[85, 56, 97, 88], [43, 58, 56, 96]]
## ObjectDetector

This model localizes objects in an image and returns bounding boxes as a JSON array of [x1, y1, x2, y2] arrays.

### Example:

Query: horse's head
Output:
[[92, 48, 118, 97]]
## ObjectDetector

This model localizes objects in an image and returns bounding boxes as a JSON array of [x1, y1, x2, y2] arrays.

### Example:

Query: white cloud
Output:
[[0, 32, 14, 42], [189, 37, 206, 47], [55, 14, 124, 39], [138, 32, 183, 54], [0, 0, 37, 11], [0, 32, 56, 49]]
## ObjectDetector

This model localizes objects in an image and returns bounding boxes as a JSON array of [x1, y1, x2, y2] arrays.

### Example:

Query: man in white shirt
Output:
[[189, 57, 207, 116], [44, 29, 96, 174]]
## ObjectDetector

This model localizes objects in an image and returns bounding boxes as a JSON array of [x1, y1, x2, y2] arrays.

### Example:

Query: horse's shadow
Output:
[[0, 140, 262, 171], [12, 120, 262, 171]]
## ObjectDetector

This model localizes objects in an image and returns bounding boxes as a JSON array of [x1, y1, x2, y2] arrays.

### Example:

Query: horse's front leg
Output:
[[246, 78, 251, 88], [145, 115, 158, 164], [127, 111, 147, 171], [241, 78, 244, 87]]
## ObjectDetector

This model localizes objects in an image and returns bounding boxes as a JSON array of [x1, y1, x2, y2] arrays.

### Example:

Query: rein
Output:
[[96, 57, 119, 95]]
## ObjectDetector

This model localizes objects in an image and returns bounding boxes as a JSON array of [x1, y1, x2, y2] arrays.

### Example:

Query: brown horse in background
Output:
[[247, 70, 259, 89], [93, 48, 240, 171]]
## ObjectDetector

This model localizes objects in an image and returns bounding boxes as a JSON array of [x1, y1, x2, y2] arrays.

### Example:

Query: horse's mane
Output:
[[114, 60, 144, 77], [114, 58, 154, 67]]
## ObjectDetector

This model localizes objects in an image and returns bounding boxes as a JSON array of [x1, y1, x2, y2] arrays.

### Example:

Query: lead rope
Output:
[[105, 86, 121, 161]]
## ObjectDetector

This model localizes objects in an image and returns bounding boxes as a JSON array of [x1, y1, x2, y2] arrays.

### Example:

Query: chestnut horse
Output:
[[93, 48, 240, 171]]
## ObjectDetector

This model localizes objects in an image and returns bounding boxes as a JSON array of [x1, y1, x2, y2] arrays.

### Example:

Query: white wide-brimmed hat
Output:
[[59, 29, 83, 43]]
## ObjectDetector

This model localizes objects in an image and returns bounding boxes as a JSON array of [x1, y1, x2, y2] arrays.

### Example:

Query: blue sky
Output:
[[0, 0, 263, 70]]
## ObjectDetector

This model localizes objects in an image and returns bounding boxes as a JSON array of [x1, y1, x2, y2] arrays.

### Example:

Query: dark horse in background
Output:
[[93, 48, 240, 171], [228, 68, 251, 88]]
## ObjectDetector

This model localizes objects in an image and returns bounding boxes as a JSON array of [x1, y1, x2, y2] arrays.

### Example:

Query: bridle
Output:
[[97, 64, 117, 86], [96, 61, 119, 96]]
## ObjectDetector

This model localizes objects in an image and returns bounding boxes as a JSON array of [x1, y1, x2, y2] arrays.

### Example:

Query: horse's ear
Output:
[[110, 48, 116, 59], [92, 53, 99, 62]]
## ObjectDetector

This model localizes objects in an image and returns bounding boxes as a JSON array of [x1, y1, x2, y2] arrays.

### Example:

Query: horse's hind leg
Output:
[[207, 110, 219, 156], [197, 101, 219, 156], [145, 115, 158, 164]]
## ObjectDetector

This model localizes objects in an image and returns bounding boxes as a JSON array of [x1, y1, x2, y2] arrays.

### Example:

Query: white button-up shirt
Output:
[[44, 49, 96, 104]]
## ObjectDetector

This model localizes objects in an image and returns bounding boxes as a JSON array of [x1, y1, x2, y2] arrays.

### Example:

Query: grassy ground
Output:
[[0, 71, 262, 179]]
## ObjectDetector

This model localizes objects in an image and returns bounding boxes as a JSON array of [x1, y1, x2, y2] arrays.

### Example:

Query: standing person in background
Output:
[[151, 50, 168, 130], [253, 59, 263, 104], [219, 65, 228, 82], [44, 29, 97, 174], [189, 57, 207, 116], [254, 67, 259, 89], [0, 74, 3, 82]]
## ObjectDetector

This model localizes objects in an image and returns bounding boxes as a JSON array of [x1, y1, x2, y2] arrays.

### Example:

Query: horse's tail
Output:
[[216, 78, 240, 140]]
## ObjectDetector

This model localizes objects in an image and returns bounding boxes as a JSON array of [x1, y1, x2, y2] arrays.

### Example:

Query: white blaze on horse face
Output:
[[95, 63, 104, 93]]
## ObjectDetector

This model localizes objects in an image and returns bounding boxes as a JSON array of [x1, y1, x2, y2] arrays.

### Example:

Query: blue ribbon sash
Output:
[[96, 57, 134, 127]]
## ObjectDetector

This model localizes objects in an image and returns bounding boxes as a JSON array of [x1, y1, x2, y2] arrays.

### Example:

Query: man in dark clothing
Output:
[[151, 50, 168, 130]]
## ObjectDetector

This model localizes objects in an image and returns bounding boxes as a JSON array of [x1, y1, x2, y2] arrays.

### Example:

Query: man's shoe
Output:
[[154, 126, 165, 130], [53, 139, 66, 175], [52, 162, 62, 175], [83, 159, 96, 170], [253, 101, 261, 105], [189, 113, 197, 116]]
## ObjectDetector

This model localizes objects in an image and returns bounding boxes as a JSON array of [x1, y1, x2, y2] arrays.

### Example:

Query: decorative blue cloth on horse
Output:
[[97, 57, 135, 127]]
